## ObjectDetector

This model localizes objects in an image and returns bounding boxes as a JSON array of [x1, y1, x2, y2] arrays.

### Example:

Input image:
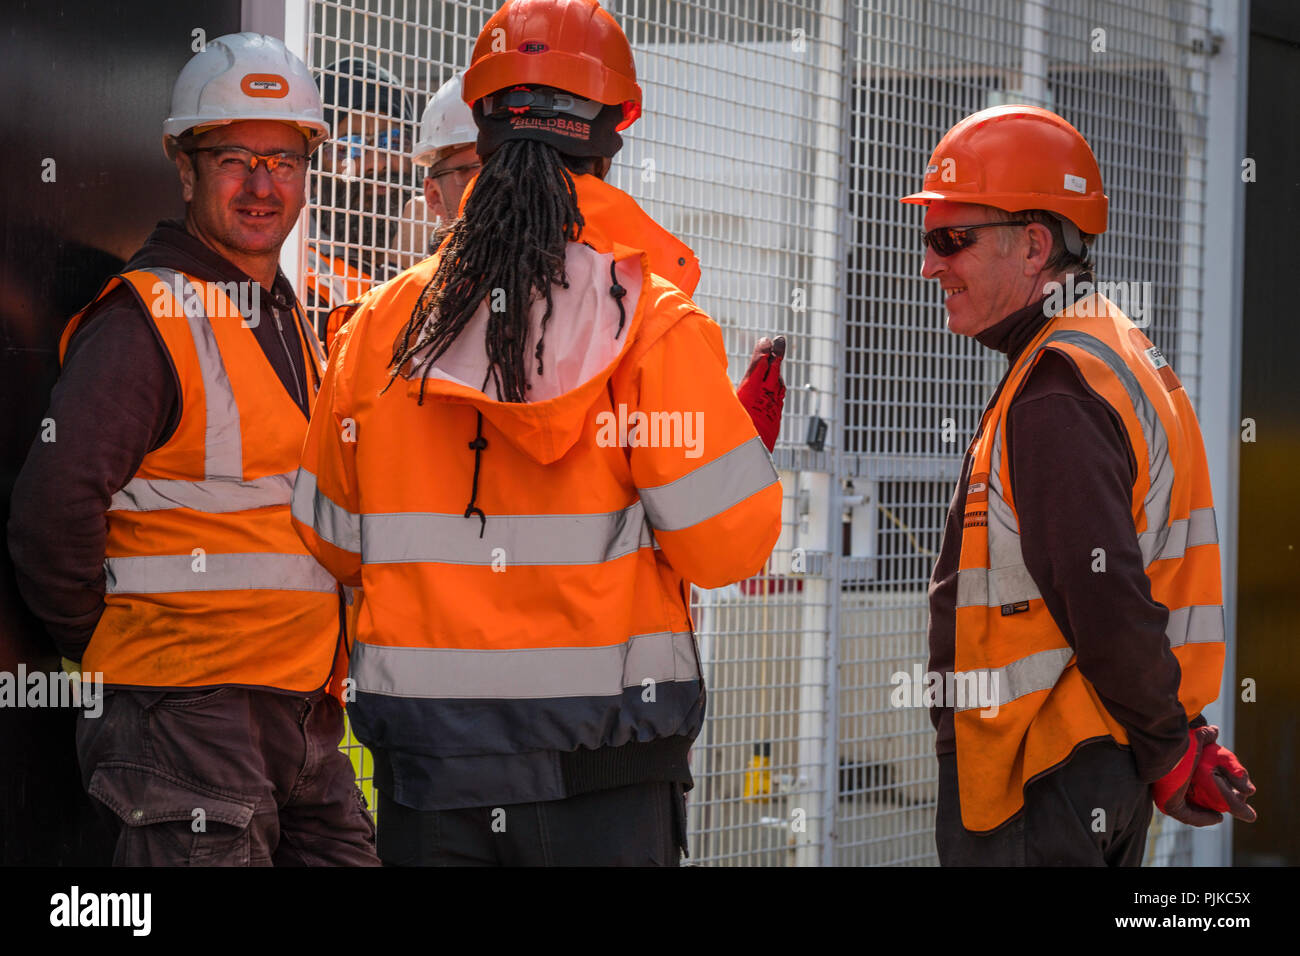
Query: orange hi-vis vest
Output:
[[59, 268, 343, 692], [953, 293, 1225, 832], [305, 242, 373, 353]]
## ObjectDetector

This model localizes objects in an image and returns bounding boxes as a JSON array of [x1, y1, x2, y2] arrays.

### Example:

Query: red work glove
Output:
[[1153, 725, 1257, 826], [1189, 725, 1257, 823], [736, 335, 786, 453]]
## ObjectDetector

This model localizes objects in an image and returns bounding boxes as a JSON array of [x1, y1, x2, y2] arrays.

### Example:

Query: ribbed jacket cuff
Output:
[[560, 735, 694, 796]]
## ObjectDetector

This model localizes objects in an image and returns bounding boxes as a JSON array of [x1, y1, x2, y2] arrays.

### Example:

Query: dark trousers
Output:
[[76, 687, 380, 866], [377, 781, 688, 866], [936, 740, 1154, 866]]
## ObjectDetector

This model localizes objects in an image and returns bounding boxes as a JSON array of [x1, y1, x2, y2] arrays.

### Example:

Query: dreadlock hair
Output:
[[386, 138, 586, 404]]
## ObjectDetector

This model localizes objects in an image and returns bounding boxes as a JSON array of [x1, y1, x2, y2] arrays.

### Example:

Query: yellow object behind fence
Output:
[[743, 742, 772, 801]]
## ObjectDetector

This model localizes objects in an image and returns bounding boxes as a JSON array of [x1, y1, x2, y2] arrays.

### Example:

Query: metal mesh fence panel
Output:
[[303, 0, 1215, 866]]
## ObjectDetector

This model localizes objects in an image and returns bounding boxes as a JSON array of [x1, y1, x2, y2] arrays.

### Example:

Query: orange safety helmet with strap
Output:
[[901, 104, 1108, 255], [463, 0, 642, 160], [463, 0, 642, 131], [59, 270, 344, 696]]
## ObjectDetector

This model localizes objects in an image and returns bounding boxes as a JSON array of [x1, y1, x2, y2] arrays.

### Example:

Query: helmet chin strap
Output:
[[1057, 215, 1085, 257]]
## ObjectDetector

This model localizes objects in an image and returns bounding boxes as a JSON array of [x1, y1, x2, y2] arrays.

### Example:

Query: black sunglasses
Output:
[[922, 220, 1026, 257]]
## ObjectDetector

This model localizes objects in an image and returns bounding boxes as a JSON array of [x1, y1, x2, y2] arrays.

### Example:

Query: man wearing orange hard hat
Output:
[[901, 105, 1255, 865], [9, 33, 378, 866], [292, 0, 784, 866]]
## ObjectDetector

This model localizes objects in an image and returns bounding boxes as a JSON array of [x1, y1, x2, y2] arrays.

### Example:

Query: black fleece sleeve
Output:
[[1008, 349, 1191, 783], [6, 289, 178, 660]]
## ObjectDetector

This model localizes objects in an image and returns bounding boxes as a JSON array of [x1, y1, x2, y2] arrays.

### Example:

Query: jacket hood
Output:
[[400, 242, 660, 465], [394, 178, 702, 466]]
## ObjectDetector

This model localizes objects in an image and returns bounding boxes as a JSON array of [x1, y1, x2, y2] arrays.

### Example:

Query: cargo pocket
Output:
[[354, 785, 377, 845], [671, 782, 690, 861], [88, 762, 257, 867], [647, 781, 689, 866]]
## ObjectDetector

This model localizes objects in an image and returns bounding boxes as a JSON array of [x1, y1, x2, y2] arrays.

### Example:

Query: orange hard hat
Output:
[[463, 0, 642, 131], [900, 105, 1108, 235]]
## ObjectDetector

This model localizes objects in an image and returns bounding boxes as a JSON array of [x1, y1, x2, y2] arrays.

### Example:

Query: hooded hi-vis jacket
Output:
[[953, 294, 1225, 832], [59, 269, 343, 693], [291, 238, 782, 810], [319, 177, 707, 686]]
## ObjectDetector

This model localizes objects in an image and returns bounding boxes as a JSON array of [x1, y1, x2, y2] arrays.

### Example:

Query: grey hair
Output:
[[1001, 208, 1097, 276]]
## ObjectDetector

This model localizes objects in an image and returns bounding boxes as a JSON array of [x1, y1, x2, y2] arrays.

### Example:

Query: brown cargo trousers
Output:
[[76, 687, 380, 866]]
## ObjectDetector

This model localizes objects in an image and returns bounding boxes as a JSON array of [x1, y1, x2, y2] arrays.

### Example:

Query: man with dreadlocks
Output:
[[292, 0, 784, 866]]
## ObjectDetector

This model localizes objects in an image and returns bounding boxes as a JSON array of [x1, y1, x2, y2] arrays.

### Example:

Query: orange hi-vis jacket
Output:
[[569, 173, 701, 295], [291, 221, 781, 810], [323, 174, 706, 675], [59, 269, 343, 693], [953, 294, 1225, 832]]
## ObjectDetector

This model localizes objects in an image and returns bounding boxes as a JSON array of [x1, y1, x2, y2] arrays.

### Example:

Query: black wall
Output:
[[1235, 0, 1300, 867], [0, 0, 240, 865]]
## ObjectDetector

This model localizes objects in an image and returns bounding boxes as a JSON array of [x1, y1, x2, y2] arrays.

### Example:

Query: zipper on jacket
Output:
[[270, 300, 307, 411]]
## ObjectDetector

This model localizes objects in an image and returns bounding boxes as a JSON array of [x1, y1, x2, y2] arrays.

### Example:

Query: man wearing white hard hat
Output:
[[410, 72, 481, 228], [8, 32, 379, 866]]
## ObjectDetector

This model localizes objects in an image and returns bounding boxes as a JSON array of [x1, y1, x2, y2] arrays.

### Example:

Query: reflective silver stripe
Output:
[[109, 472, 295, 513], [953, 646, 1074, 713], [1141, 507, 1219, 563], [350, 630, 699, 699], [952, 608, 1222, 714], [957, 418, 1043, 610], [956, 565, 1042, 609], [638, 436, 778, 533], [291, 468, 362, 555], [955, 568, 987, 607], [141, 268, 243, 479], [1166, 604, 1225, 648], [987, 419, 1041, 602], [104, 553, 337, 594], [1036, 330, 1174, 568], [361, 501, 653, 566]]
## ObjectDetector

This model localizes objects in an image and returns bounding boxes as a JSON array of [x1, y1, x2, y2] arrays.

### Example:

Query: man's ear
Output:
[[423, 176, 444, 220], [594, 156, 612, 180], [175, 151, 197, 204], [1023, 221, 1053, 276]]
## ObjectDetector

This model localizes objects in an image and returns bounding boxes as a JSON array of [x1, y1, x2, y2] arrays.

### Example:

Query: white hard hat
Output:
[[412, 73, 477, 167], [162, 32, 330, 158]]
